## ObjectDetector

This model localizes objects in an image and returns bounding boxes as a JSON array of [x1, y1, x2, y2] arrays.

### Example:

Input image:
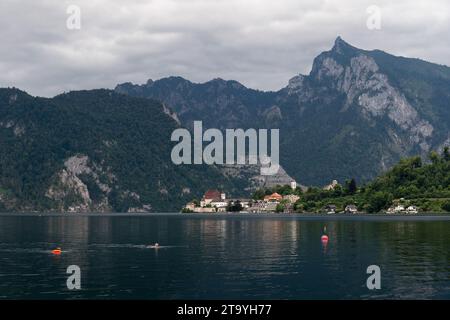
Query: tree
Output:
[[443, 146, 450, 162], [442, 201, 450, 213], [294, 201, 304, 213], [346, 178, 357, 195], [227, 200, 243, 212], [252, 189, 266, 200], [332, 184, 343, 197], [275, 203, 285, 213], [410, 156, 422, 168], [367, 192, 392, 213], [429, 151, 440, 164]]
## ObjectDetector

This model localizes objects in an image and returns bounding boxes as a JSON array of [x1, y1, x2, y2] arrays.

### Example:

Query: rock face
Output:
[[116, 77, 277, 131], [45, 155, 114, 212], [116, 37, 450, 185], [309, 39, 433, 151]]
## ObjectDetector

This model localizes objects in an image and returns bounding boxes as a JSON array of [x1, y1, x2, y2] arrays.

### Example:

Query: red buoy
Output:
[[321, 235, 329, 242]]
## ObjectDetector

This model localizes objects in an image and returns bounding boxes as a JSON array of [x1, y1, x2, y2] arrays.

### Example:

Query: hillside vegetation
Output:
[[0, 88, 245, 212], [253, 149, 450, 213]]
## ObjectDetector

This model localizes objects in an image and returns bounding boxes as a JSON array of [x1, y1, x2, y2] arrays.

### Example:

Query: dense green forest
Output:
[[253, 149, 450, 213], [0, 88, 247, 212]]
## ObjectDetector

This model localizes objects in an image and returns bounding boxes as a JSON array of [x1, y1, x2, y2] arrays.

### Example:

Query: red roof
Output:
[[203, 190, 222, 201], [264, 192, 283, 201]]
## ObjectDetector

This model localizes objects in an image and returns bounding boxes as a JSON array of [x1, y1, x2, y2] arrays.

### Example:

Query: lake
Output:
[[0, 214, 449, 299]]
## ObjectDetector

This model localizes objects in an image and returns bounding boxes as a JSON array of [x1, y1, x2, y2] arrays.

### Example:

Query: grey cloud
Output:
[[0, 0, 449, 97]]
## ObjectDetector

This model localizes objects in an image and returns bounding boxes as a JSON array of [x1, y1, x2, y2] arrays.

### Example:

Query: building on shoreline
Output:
[[184, 190, 252, 213], [263, 192, 283, 202], [345, 204, 358, 214], [184, 186, 308, 213], [387, 204, 418, 214], [323, 204, 337, 214]]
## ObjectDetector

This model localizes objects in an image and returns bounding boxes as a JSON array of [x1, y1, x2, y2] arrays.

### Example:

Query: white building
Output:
[[345, 204, 358, 214], [210, 201, 228, 209], [290, 180, 297, 190], [387, 205, 405, 214], [406, 206, 418, 214]]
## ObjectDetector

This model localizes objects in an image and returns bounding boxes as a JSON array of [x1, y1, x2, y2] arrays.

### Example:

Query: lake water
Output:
[[0, 214, 449, 299]]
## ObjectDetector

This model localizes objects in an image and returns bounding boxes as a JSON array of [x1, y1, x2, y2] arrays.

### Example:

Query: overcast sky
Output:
[[0, 0, 449, 97]]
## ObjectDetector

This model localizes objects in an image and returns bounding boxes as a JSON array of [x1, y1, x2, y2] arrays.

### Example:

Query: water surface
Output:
[[0, 214, 449, 299]]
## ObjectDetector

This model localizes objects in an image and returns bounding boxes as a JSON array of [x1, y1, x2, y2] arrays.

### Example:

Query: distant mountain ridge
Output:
[[1, 37, 449, 212], [116, 37, 450, 186]]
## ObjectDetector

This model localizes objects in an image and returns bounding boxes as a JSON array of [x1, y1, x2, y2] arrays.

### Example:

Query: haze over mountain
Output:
[[116, 37, 450, 186]]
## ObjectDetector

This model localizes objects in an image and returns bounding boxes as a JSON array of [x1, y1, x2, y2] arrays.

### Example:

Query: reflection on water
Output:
[[0, 215, 449, 299]]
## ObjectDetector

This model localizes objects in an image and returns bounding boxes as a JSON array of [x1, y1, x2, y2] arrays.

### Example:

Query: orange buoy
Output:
[[51, 248, 62, 255]]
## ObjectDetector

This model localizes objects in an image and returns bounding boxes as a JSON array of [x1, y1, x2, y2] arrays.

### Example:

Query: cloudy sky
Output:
[[1, 0, 449, 97]]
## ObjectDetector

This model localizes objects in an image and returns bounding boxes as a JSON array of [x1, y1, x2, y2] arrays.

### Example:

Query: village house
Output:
[[194, 207, 217, 213], [345, 204, 358, 214], [210, 199, 228, 210], [387, 204, 419, 214], [265, 202, 279, 212], [248, 200, 266, 213], [324, 204, 337, 214], [406, 205, 418, 214], [264, 192, 283, 202], [247, 199, 280, 213], [387, 205, 405, 214], [183, 190, 255, 213], [183, 189, 228, 213], [185, 202, 196, 211], [200, 190, 225, 207]]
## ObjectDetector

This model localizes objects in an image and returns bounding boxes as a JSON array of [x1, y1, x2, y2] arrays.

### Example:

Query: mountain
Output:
[[116, 37, 450, 186], [2, 37, 449, 212], [0, 88, 247, 212]]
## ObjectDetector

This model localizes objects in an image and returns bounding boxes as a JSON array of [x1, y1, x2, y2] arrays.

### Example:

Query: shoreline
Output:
[[0, 212, 449, 220]]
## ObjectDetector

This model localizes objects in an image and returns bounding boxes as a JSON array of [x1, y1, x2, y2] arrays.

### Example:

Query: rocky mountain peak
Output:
[[113, 37, 450, 186], [331, 36, 358, 55], [290, 38, 435, 154], [205, 78, 247, 91], [286, 74, 305, 92], [310, 37, 362, 81]]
